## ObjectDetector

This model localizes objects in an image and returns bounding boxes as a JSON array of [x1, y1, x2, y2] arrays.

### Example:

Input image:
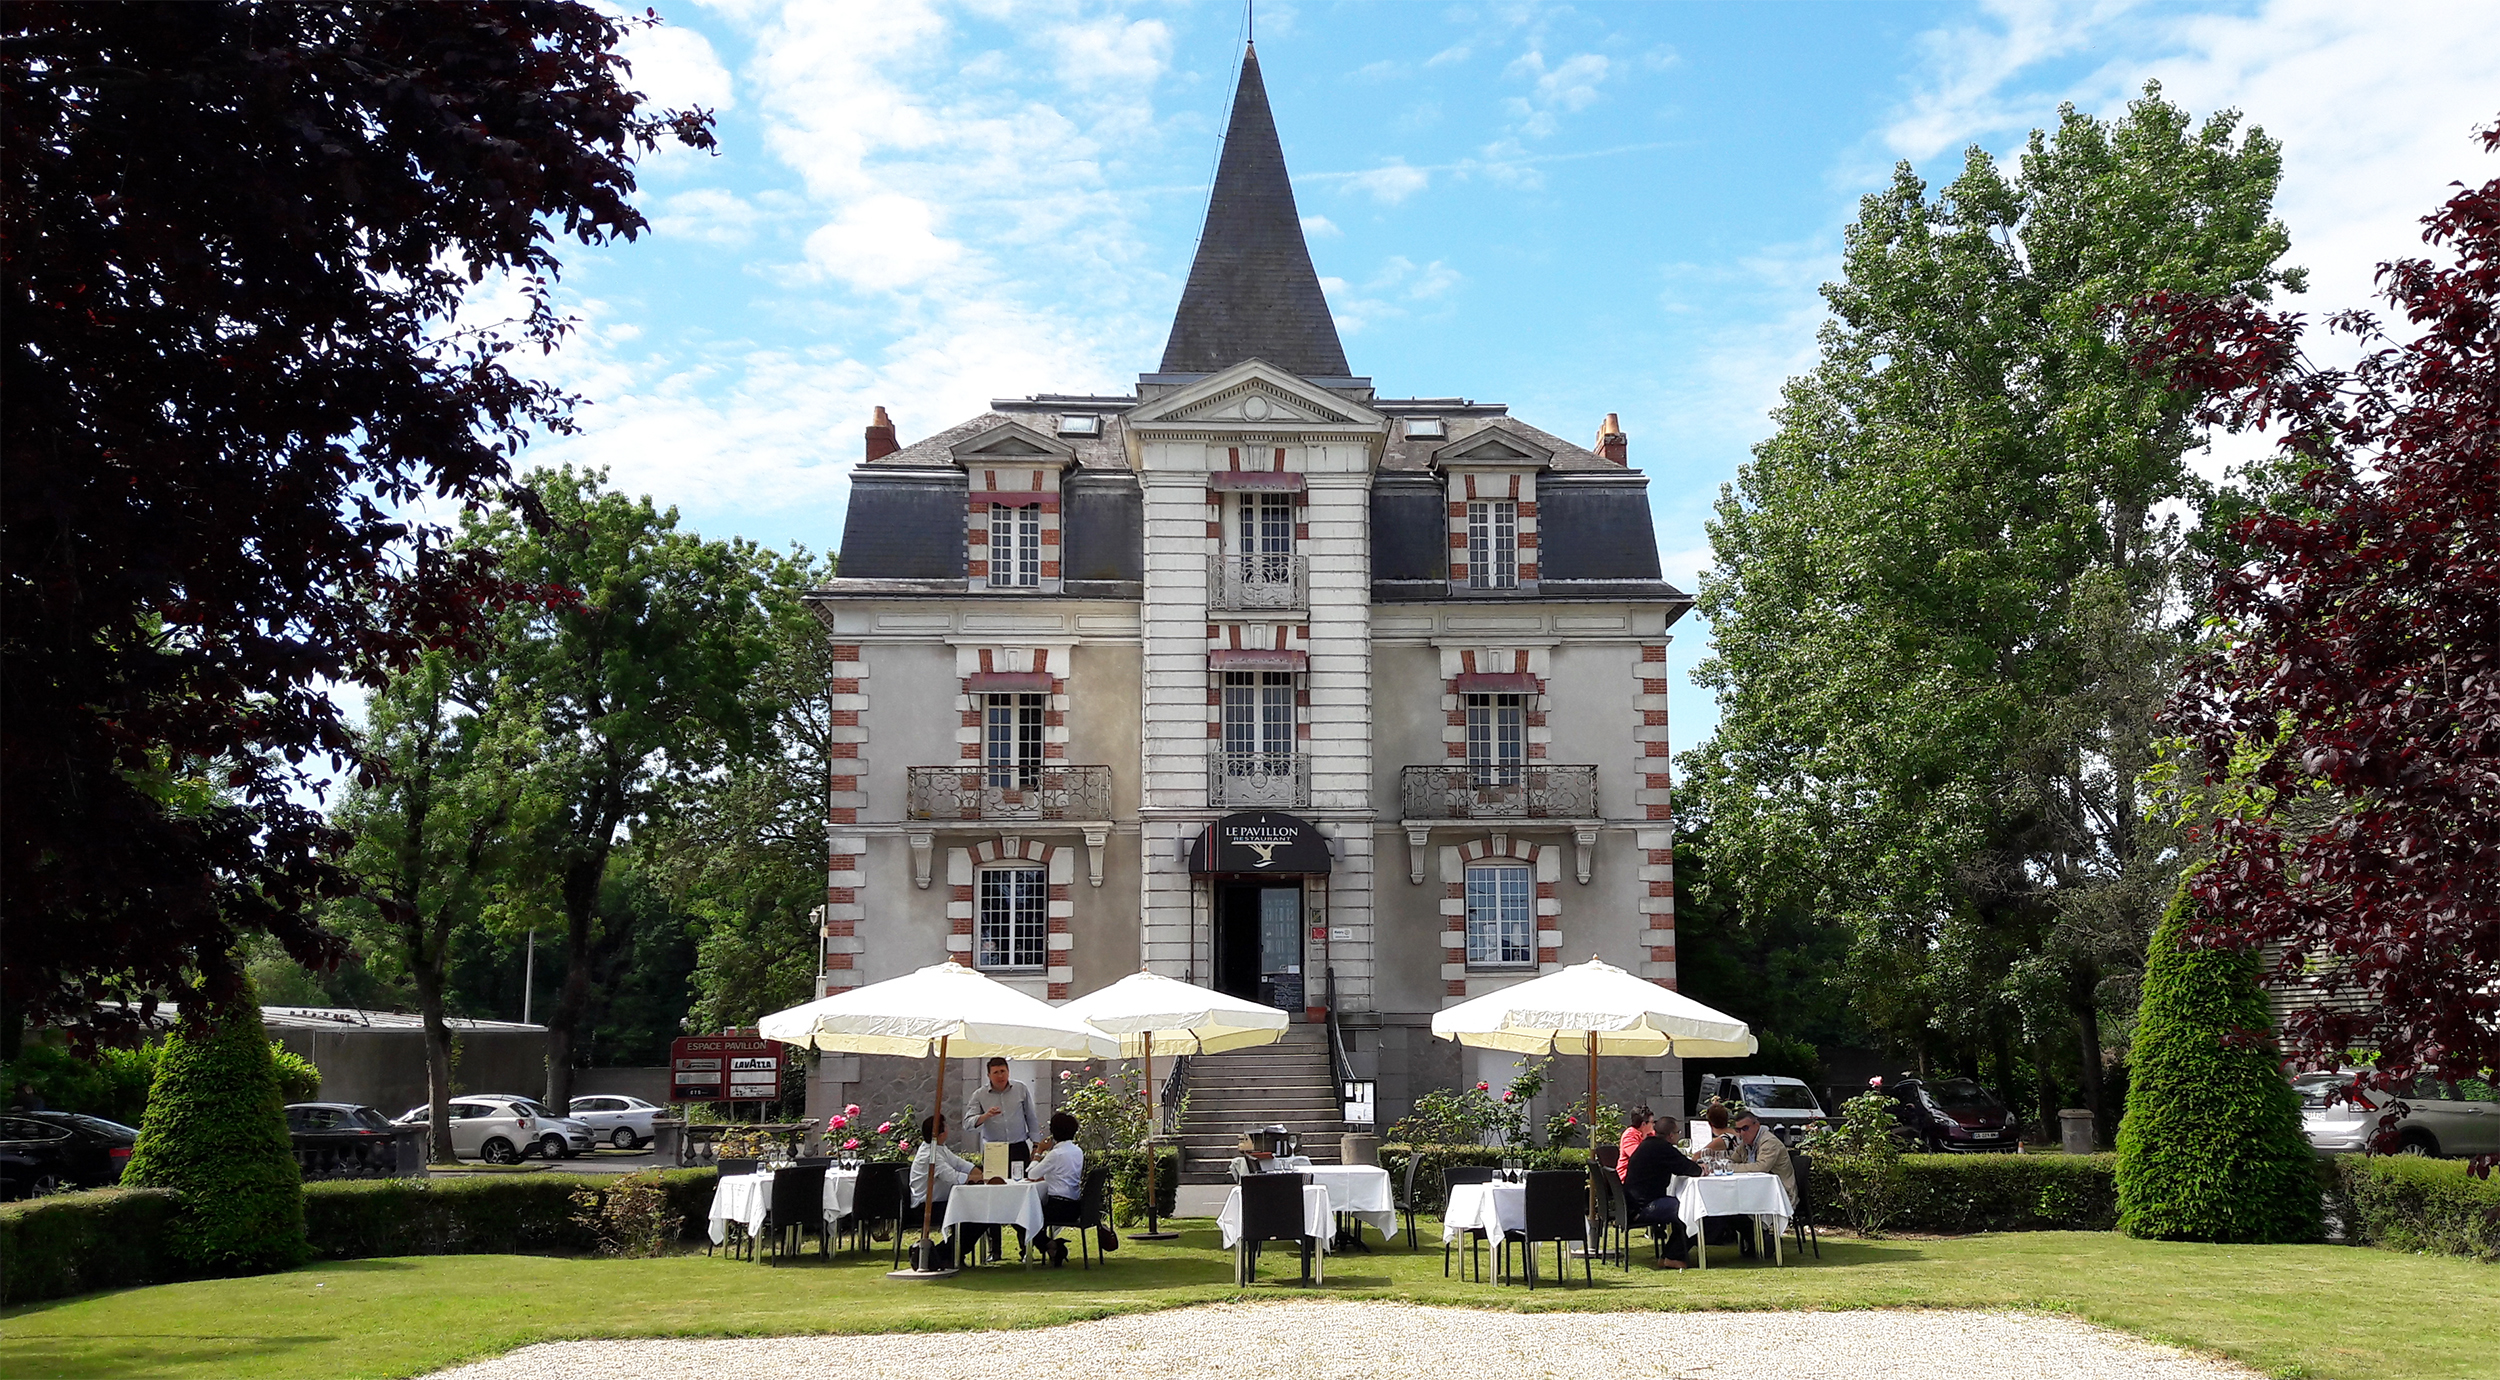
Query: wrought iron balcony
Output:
[[1207, 750, 1310, 809], [1399, 764, 1600, 820], [906, 765, 1113, 822], [1207, 551, 1308, 611]]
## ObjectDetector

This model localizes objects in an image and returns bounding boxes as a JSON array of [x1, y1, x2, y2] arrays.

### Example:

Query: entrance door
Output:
[[1215, 882, 1303, 1013]]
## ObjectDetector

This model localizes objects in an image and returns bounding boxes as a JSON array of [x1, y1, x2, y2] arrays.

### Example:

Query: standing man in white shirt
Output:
[[963, 1057, 1039, 1260]]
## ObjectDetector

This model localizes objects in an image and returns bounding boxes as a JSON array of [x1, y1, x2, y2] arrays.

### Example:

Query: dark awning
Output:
[[1453, 672, 1537, 693], [967, 671, 1053, 692], [1189, 812, 1333, 875]]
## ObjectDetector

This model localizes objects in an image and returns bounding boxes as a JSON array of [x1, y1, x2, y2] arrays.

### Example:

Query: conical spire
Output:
[[1159, 44, 1350, 379]]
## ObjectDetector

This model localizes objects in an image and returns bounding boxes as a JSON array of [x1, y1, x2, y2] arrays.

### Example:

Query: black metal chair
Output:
[[795, 1155, 834, 1168], [1395, 1153, 1424, 1251], [844, 1160, 909, 1265], [1589, 1165, 1632, 1270], [762, 1165, 828, 1262], [1788, 1149, 1820, 1259], [1234, 1171, 1320, 1286], [1066, 1164, 1112, 1270], [1441, 1164, 1496, 1280], [1503, 1169, 1591, 1288], [715, 1157, 759, 1177]]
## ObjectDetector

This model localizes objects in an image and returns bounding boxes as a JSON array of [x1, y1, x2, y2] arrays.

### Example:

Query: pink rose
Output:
[[1060, 1071, 1073, 1080], [877, 1121, 894, 1134], [1475, 1082, 1490, 1093], [1566, 1116, 1579, 1125], [843, 1137, 860, 1149], [845, 1104, 861, 1117], [830, 1115, 848, 1129], [1868, 1076, 1883, 1087]]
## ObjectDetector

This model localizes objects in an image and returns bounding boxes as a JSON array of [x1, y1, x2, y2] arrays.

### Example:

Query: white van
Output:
[[1691, 1074, 1827, 1143]]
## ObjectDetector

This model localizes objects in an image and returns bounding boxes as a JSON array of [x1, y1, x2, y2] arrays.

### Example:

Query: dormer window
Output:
[[1467, 500, 1518, 590], [990, 502, 1042, 588], [1405, 417, 1444, 440], [1057, 414, 1101, 437]]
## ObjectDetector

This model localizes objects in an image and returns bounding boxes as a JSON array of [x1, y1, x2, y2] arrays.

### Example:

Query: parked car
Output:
[[1884, 1076, 2021, 1152], [393, 1097, 542, 1165], [461, 1094, 594, 1160], [2295, 1070, 2500, 1159], [286, 1102, 405, 1177], [1691, 1074, 1827, 1143], [568, 1094, 664, 1149], [0, 1111, 138, 1199]]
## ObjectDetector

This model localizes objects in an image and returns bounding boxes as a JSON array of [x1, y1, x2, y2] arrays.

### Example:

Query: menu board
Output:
[[668, 1034, 782, 1102]]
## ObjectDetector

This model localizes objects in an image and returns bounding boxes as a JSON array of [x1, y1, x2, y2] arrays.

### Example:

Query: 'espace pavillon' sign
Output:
[[668, 1033, 781, 1103]]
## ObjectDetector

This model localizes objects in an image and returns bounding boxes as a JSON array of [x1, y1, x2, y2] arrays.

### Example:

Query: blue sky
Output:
[[515, 0, 2500, 753]]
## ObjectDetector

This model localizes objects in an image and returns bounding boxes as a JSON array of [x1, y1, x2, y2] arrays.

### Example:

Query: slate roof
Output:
[[1158, 45, 1350, 380], [866, 407, 1135, 471]]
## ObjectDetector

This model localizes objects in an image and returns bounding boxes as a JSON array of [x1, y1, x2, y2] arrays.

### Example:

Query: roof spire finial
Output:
[[1158, 43, 1350, 380]]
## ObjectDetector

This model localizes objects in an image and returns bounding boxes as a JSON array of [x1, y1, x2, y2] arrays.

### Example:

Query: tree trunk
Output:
[[2074, 1001, 2108, 1148], [2034, 1036, 2059, 1140], [413, 963, 458, 1164]]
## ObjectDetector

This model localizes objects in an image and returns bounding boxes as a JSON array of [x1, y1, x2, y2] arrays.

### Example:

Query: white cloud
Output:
[[1328, 255, 1465, 336], [1503, 50, 1611, 138], [1344, 162, 1431, 204], [651, 188, 785, 245], [1044, 16, 1172, 92], [616, 19, 734, 111], [1300, 214, 1342, 239], [802, 192, 963, 291]]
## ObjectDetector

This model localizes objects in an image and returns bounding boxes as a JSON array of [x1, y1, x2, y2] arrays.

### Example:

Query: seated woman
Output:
[[1023, 1109, 1085, 1268], [1622, 1113, 1709, 1269], [1616, 1106, 1655, 1180]]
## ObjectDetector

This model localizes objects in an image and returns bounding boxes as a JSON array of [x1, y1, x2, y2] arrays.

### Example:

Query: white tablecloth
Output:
[[705, 1168, 860, 1246], [940, 1180, 1046, 1251], [1439, 1181, 1526, 1244], [1216, 1182, 1334, 1249], [1674, 1172, 1792, 1267], [1299, 1165, 1398, 1242]]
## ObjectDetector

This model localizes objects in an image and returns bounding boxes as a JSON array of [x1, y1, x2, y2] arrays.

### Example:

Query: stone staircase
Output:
[[1171, 1023, 1345, 1184]]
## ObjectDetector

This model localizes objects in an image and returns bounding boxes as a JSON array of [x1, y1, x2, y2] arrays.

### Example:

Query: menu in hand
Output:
[[983, 1142, 1011, 1182]]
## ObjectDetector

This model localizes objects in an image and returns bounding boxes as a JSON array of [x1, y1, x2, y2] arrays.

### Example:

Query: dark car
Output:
[[0, 1110, 139, 1199], [285, 1102, 406, 1178], [1886, 1076, 2021, 1152]]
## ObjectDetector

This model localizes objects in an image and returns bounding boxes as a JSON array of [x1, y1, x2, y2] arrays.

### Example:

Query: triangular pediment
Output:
[[1434, 423, 1552, 468], [948, 421, 1076, 464], [1127, 359, 1384, 431]]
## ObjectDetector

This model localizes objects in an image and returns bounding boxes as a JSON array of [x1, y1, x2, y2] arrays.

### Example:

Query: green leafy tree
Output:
[[120, 984, 306, 1273], [1683, 85, 2300, 1135], [2115, 883, 2321, 1242], [329, 649, 551, 1161], [463, 470, 777, 1104]]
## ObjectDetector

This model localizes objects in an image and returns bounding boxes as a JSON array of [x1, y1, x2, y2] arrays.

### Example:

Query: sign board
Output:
[[1187, 812, 1333, 875], [668, 1034, 782, 1102]]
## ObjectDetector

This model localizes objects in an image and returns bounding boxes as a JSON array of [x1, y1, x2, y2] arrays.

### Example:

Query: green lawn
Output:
[[1, 1223, 2487, 1380]]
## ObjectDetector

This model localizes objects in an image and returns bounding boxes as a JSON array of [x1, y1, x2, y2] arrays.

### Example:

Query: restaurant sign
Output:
[[1188, 812, 1333, 875], [669, 1034, 782, 1103]]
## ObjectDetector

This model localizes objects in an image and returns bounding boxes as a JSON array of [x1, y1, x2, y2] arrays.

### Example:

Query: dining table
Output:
[[1672, 1170, 1792, 1267], [1216, 1180, 1334, 1284], [939, 1179, 1047, 1267], [705, 1166, 860, 1249], [1439, 1179, 1527, 1281]]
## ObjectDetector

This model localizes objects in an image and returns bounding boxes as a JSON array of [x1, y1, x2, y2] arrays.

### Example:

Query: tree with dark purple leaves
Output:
[[2143, 118, 2500, 1171], [1, 2, 712, 1044]]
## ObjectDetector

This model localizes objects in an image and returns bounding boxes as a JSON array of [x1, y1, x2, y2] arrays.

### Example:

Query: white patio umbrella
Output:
[[1060, 969, 1292, 1239], [1432, 957, 1756, 1221], [757, 960, 1115, 1277]]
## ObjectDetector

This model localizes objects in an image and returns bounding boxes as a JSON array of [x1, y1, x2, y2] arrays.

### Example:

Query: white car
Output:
[[464, 1094, 595, 1160], [392, 1098, 541, 1165], [2295, 1071, 2500, 1159], [569, 1095, 665, 1150]]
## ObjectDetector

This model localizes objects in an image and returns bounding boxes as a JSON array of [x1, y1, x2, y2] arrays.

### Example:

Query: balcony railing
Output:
[[1400, 763, 1600, 820], [906, 765, 1113, 822], [1208, 750, 1310, 808], [1207, 551, 1308, 611]]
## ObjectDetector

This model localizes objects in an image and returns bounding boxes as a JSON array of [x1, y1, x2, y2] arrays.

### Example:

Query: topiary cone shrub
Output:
[[121, 988, 309, 1274], [2116, 883, 2322, 1242]]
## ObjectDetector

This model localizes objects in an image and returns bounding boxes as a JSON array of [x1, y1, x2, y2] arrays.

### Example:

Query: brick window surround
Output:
[[1438, 834, 1564, 1002]]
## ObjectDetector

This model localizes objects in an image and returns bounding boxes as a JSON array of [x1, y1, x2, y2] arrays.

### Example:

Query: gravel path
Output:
[[423, 1300, 2258, 1380]]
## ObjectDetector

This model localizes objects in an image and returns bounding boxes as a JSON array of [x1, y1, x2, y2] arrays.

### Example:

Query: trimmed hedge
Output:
[[1101, 1147, 1178, 1226], [2331, 1154, 2500, 1261], [2115, 887, 2322, 1242], [300, 1171, 721, 1259], [0, 1188, 181, 1305], [1813, 1152, 2123, 1234], [120, 994, 308, 1275]]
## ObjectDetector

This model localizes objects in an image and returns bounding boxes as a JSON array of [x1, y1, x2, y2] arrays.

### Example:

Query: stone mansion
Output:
[[802, 45, 1693, 1146]]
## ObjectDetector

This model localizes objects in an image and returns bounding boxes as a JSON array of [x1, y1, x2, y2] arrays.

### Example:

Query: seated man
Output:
[[1712, 1108, 1796, 1258], [909, 1113, 972, 1211], [1621, 1113, 1708, 1269], [1023, 1109, 1086, 1268]]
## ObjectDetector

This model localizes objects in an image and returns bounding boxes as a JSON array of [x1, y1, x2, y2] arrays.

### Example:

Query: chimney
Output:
[[1595, 413, 1627, 465], [864, 405, 898, 460]]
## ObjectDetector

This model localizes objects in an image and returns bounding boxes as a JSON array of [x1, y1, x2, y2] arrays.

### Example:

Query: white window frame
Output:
[[1464, 863, 1536, 968], [989, 503, 1041, 588], [1467, 500, 1518, 590], [982, 692, 1044, 789], [1465, 692, 1525, 785], [1221, 670, 1296, 759], [975, 865, 1049, 971]]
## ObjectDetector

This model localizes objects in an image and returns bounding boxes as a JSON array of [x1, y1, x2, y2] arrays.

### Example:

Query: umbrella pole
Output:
[[1587, 1038, 1600, 1238], [922, 1035, 945, 1249]]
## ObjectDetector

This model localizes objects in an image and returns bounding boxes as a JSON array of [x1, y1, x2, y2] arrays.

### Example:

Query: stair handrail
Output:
[[1159, 1052, 1190, 1137], [1324, 967, 1357, 1101]]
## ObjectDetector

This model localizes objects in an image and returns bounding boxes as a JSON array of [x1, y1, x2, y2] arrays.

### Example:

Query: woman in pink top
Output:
[[1616, 1107, 1655, 1179]]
